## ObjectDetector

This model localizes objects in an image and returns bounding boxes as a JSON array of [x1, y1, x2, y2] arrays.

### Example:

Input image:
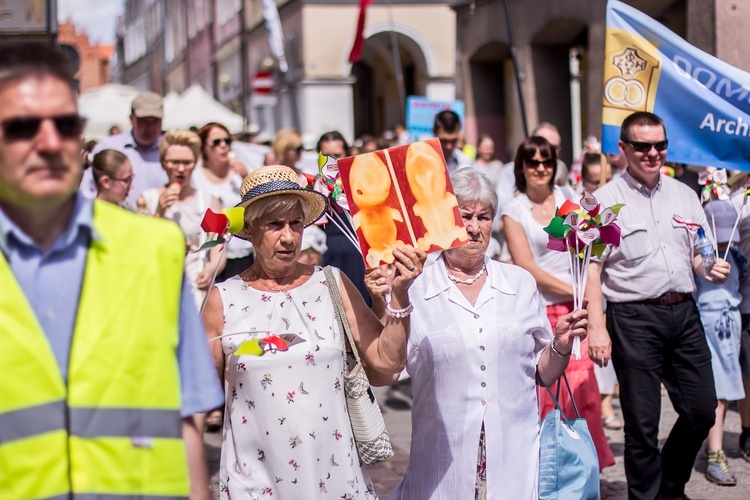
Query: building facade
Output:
[[58, 21, 114, 92], [454, 0, 750, 163], [115, 0, 457, 143]]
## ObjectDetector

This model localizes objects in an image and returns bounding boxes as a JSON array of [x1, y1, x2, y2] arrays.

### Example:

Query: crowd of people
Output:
[[3, 39, 750, 500]]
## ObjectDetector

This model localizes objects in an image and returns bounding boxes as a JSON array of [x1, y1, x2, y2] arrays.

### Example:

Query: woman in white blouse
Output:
[[388, 168, 589, 499], [502, 137, 614, 473]]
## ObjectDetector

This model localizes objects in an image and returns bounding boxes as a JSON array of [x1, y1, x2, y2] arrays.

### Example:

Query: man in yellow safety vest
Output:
[[0, 41, 223, 499]]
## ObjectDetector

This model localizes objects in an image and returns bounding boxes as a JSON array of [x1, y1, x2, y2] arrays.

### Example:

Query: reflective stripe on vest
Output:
[[0, 201, 189, 498]]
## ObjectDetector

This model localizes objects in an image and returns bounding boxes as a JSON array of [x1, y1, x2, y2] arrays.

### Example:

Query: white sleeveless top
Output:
[[216, 268, 376, 499], [140, 188, 213, 308]]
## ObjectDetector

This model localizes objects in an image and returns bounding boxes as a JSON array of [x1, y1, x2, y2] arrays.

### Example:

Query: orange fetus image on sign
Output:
[[349, 153, 405, 267], [405, 141, 468, 251]]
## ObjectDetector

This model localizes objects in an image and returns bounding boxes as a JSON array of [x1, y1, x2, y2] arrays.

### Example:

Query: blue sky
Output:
[[58, 0, 123, 45]]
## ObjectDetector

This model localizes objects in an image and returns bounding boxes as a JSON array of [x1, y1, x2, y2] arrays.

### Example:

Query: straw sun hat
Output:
[[235, 165, 328, 239]]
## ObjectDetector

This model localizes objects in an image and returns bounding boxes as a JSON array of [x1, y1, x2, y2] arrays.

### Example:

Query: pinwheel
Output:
[[308, 153, 361, 253], [544, 191, 624, 359], [699, 168, 729, 204], [699, 168, 729, 259], [195, 206, 246, 313], [207, 332, 306, 356]]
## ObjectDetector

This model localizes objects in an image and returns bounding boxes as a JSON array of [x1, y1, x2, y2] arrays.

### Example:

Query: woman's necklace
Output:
[[447, 264, 487, 285], [243, 270, 298, 293], [529, 191, 554, 217]]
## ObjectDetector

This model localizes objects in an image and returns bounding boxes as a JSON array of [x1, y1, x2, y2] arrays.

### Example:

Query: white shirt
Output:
[[191, 166, 253, 260], [503, 187, 574, 305], [390, 256, 551, 500]]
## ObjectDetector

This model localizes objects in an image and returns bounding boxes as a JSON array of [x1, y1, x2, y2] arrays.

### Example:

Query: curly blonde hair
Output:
[[159, 129, 202, 162]]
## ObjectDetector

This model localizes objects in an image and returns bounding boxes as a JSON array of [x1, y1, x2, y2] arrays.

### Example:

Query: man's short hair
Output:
[[0, 41, 77, 92], [532, 122, 559, 136], [433, 110, 462, 134], [620, 112, 665, 141]]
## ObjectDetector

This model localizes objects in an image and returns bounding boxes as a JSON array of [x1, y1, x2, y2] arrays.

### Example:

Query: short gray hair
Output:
[[244, 194, 311, 230], [450, 168, 498, 218]]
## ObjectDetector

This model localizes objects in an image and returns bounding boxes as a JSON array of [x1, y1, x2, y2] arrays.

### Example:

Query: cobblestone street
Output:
[[205, 382, 750, 498]]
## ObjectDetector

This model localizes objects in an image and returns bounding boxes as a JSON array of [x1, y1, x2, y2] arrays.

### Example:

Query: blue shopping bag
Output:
[[538, 373, 600, 500]]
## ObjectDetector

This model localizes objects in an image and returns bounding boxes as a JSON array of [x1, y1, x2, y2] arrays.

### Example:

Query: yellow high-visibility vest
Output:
[[0, 201, 190, 499]]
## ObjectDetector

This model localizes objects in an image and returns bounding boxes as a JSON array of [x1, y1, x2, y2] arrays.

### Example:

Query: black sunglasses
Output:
[[525, 158, 555, 169], [623, 139, 668, 153], [0, 114, 86, 141], [211, 137, 232, 147]]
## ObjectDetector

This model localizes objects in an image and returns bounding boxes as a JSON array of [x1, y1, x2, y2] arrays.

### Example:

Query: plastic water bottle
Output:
[[696, 228, 716, 275]]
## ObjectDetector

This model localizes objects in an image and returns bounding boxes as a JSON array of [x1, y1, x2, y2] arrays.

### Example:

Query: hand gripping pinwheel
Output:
[[544, 192, 624, 359]]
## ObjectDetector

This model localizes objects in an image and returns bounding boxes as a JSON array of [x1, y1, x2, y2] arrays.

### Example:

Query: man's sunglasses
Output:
[[525, 158, 555, 169], [623, 139, 668, 153], [0, 114, 86, 141], [211, 137, 232, 147]]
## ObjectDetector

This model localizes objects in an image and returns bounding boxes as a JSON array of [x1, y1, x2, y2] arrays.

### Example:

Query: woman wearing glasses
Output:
[[502, 136, 614, 473], [136, 129, 225, 308], [271, 128, 305, 179], [194, 122, 254, 281], [91, 149, 134, 208]]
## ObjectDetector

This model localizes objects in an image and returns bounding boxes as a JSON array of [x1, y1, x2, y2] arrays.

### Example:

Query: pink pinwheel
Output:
[[543, 191, 624, 359], [699, 168, 729, 204]]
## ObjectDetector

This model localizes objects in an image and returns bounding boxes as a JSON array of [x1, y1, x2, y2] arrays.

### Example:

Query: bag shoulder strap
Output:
[[322, 266, 362, 366], [544, 372, 581, 422]]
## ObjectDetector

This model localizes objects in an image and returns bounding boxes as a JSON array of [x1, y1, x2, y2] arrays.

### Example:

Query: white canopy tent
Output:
[[79, 83, 246, 140], [78, 83, 140, 140], [163, 84, 245, 133]]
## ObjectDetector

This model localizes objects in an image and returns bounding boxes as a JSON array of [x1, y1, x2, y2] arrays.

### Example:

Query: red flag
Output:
[[348, 0, 374, 63]]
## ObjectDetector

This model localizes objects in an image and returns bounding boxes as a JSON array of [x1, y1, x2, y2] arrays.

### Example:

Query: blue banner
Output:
[[602, 0, 750, 170], [406, 96, 465, 141]]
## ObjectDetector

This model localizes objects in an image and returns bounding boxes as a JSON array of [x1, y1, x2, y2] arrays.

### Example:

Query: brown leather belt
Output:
[[642, 292, 691, 305]]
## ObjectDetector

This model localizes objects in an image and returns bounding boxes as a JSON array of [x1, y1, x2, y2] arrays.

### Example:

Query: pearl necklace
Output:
[[447, 264, 487, 285]]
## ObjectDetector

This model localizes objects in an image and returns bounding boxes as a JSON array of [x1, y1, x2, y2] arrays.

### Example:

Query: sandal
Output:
[[205, 410, 223, 432], [602, 415, 623, 430]]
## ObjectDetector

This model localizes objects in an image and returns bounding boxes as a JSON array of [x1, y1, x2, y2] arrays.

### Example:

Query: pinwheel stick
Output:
[[723, 195, 747, 261], [710, 205, 719, 260], [326, 208, 363, 255], [199, 238, 228, 315], [565, 237, 592, 360]]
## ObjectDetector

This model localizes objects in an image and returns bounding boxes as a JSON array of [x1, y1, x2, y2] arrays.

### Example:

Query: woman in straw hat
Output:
[[203, 165, 425, 498]]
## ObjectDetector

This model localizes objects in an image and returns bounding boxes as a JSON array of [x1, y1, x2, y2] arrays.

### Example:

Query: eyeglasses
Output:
[[111, 174, 135, 185], [623, 139, 668, 153], [582, 177, 601, 187], [525, 158, 555, 169], [0, 114, 87, 141], [211, 137, 232, 147], [164, 159, 196, 167]]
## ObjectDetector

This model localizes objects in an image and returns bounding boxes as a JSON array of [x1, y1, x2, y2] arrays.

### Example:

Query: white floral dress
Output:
[[217, 267, 377, 499]]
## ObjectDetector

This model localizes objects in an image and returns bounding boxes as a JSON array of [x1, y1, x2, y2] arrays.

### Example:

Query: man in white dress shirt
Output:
[[80, 91, 167, 209]]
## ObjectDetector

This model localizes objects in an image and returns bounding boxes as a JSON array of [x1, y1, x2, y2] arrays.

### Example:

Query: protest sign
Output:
[[338, 139, 468, 267]]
